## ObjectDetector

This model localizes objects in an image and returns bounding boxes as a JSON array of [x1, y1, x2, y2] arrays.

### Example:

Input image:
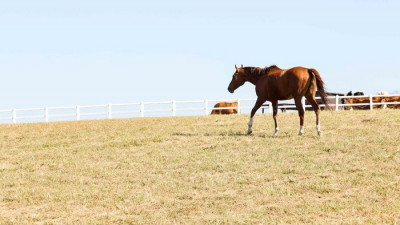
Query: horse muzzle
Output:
[[228, 87, 234, 93]]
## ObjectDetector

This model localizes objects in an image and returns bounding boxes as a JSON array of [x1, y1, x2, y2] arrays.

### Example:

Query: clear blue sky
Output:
[[1, 0, 399, 109]]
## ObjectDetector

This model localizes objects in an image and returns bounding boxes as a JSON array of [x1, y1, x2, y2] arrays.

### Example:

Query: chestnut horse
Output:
[[227, 65, 328, 136], [211, 102, 238, 115]]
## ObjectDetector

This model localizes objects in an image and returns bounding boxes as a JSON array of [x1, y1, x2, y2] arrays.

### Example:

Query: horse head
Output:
[[227, 64, 246, 93]]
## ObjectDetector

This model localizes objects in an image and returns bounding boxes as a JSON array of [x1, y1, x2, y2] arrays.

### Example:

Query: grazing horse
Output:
[[227, 64, 328, 136], [211, 102, 238, 115]]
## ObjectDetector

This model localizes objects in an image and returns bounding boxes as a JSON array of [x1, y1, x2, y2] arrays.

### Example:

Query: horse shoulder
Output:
[[255, 76, 269, 98]]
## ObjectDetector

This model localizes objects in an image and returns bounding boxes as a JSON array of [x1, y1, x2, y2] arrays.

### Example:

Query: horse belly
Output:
[[273, 89, 293, 100], [279, 95, 294, 100], [264, 75, 293, 101]]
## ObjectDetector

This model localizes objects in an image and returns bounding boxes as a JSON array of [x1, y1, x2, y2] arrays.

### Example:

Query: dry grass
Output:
[[1, 110, 400, 224]]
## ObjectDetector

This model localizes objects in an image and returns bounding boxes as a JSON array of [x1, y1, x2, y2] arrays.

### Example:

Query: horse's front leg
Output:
[[247, 98, 265, 135]]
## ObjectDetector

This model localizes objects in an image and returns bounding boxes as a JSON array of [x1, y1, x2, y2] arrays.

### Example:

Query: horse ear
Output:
[[241, 64, 243, 68], [235, 64, 238, 72]]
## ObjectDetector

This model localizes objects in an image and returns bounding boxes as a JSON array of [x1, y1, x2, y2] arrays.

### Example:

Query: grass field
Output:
[[1, 109, 400, 224]]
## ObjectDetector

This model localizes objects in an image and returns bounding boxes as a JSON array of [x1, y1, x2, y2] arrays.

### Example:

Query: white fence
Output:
[[0, 94, 399, 124]]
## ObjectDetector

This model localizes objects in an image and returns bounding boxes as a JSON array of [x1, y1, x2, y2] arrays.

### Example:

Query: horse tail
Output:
[[308, 68, 330, 109]]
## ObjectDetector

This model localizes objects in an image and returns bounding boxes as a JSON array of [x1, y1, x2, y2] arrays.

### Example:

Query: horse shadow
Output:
[[173, 131, 294, 138]]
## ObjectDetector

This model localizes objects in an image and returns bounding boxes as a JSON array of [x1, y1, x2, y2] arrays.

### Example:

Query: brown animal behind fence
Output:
[[384, 96, 400, 109], [210, 102, 238, 115], [345, 96, 400, 110]]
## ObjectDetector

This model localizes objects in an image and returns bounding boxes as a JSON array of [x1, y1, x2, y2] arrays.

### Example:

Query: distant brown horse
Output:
[[227, 65, 328, 136], [211, 102, 238, 115], [343, 96, 400, 110]]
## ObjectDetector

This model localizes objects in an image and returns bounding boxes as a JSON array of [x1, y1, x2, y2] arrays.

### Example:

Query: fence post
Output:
[[204, 99, 208, 115], [140, 102, 144, 117], [45, 107, 49, 122], [369, 94, 373, 110], [76, 105, 80, 121], [172, 100, 176, 116], [108, 104, 112, 119], [12, 109, 16, 124], [237, 98, 241, 114], [335, 95, 339, 111], [269, 102, 272, 113]]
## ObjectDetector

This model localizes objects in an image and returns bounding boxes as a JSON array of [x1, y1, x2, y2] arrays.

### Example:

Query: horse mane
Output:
[[243, 65, 280, 77]]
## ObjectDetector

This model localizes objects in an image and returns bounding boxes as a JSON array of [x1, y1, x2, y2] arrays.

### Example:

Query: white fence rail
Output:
[[1, 94, 399, 124]]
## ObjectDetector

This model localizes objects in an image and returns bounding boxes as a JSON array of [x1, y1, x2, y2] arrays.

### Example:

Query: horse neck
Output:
[[244, 67, 268, 85], [246, 76, 261, 86]]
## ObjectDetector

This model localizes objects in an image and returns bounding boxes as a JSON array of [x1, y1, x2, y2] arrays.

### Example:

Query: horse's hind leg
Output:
[[294, 97, 305, 135], [305, 95, 322, 136], [272, 101, 279, 137]]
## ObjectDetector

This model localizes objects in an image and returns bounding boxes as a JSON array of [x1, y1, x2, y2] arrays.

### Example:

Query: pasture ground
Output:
[[1, 110, 400, 224]]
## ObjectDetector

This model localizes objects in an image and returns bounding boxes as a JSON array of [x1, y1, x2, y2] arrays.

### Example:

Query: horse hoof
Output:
[[247, 130, 253, 135], [318, 131, 323, 136], [272, 128, 279, 137], [298, 126, 304, 136]]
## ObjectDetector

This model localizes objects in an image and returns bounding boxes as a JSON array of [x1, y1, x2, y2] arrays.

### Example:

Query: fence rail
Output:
[[1, 94, 399, 124]]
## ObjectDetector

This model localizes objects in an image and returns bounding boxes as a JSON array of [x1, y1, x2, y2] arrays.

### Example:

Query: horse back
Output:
[[257, 67, 312, 101]]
